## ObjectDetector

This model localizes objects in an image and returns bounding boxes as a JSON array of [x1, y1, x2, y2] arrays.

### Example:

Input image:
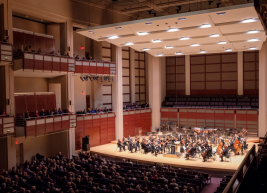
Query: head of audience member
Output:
[[37, 48, 42, 53]]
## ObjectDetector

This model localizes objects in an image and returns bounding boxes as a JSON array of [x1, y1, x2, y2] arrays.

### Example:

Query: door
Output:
[[16, 144, 24, 166], [86, 95, 90, 109]]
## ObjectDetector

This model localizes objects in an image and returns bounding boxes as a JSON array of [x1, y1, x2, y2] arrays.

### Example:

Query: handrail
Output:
[[223, 144, 256, 193]]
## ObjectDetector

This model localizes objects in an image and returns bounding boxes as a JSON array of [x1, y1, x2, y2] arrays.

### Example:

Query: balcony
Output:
[[0, 43, 13, 65], [0, 116, 15, 136], [14, 52, 116, 75]]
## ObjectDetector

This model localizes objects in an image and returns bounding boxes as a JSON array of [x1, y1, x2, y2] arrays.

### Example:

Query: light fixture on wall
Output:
[[81, 46, 85, 50], [82, 92, 85, 95]]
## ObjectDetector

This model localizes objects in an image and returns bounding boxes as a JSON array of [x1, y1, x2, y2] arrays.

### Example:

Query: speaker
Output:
[[82, 144, 90, 151], [82, 135, 89, 144]]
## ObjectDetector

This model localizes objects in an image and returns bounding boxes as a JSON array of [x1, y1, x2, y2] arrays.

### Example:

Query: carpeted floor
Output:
[[201, 177, 221, 193]]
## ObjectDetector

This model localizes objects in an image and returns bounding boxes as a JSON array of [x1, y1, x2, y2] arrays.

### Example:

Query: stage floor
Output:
[[86, 138, 258, 172]]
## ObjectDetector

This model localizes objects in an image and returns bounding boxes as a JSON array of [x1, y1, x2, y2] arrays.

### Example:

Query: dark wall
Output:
[[0, 137, 7, 170]]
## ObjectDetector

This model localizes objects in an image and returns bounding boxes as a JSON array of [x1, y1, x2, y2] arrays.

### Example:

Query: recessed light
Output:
[[152, 39, 162, 43], [178, 17, 186, 20], [143, 48, 150, 51], [218, 41, 227, 44], [125, 42, 134, 46], [175, 52, 182, 55], [200, 24, 211, 28], [180, 37, 190, 40], [210, 34, 219, 37], [115, 27, 121, 29], [88, 31, 94, 33], [247, 38, 259, 42], [108, 35, 119, 39], [156, 54, 164, 56], [249, 47, 257, 50], [216, 12, 226, 15], [137, 31, 149, 35], [191, 43, 199, 47], [199, 50, 206, 53], [145, 22, 153, 25], [165, 46, 174, 49], [225, 49, 232, 52], [167, 28, 179, 32], [247, 30, 259, 34], [241, 18, 256, 23]]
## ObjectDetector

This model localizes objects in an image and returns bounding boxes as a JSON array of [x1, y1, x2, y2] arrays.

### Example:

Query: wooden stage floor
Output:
[[87, 138, 258, 172]]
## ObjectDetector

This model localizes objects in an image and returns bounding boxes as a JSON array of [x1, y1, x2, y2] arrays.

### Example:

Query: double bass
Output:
[[216, 139, 223, 154], [235, 141, 243, 155]]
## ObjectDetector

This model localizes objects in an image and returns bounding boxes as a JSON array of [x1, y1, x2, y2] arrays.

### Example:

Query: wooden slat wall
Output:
[[123, 109, 151, 137], [135, 52, 146, 104], [161, 108, 258, 136], [243, 51, 259, 95], [190, 53, 237, 95], [75, 113, 115, 150], [166, 56, 185, 95], [122, 47, 131, 103]]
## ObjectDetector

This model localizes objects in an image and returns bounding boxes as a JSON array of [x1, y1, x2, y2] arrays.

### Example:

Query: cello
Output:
[[216, 139, 223, 155], [235, 140, 243, 155]]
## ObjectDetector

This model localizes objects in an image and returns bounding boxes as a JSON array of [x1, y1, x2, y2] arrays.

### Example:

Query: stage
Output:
[[84, 137, 258, 172]]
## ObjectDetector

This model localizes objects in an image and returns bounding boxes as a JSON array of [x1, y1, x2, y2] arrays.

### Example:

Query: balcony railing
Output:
[[0, 116, 15, 136], [0, 43, 13, 64]]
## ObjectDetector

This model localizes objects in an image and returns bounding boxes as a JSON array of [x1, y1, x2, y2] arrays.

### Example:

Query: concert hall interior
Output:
[[1, 0, 267, 193]]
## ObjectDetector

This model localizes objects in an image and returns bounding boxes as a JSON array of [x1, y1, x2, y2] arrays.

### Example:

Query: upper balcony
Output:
[[0, 116, 15, 136], [0, 42, 13, 65]]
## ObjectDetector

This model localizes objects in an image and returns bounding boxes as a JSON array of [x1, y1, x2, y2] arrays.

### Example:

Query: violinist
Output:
[[185, 145, 194, 160], [129, 138, 137, 153], [202, 145, 212, 162], [241, 138, 248, 155], [123, 137, 129, 150], [117, 139, 125, 152], [152, 141, 160, 157]]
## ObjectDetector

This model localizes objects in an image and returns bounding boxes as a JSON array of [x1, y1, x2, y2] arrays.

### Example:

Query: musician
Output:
[[117, 139, 125, 152], [228, 138, 235, 153], [185, 145, 194, 160], [123, 137, 129, 150], [142, 139, 151, 154], [202, 145, 212, 162], [151, 141, 160, 157], [241, 138, 248, 154], [220, 145, 230, 162], [129, 138, 137, 153]]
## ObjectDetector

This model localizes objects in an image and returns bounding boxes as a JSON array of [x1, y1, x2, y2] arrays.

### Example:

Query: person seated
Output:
[[63, 51, 67, 56], [0, 111, 6, 116], [34, 111, 40, 118], [75, 55, 79, 59], [3, 36, 9, 44], [53, 108, 58, 115], [46, 109, 52, 116], [117, 139, 125, 152], [25, 111, 30, 119], [89, 56, 93, 60], [37, 48, 42, 53], [50, 50, 55, 55], [104, 107, 108, 112], [101, 107, 105, 112], [24, 45, 29, 52], [39, 109, 46, 116], [135, 104, 139, 109], [56, 50, 60, 56], [123, 105, 126, 110], [87, 108, 91, 113], [58, 108, 63, 114], [63, 108, 70, 113], [91, 109, 96, 113], [98, 108, 102, 113]]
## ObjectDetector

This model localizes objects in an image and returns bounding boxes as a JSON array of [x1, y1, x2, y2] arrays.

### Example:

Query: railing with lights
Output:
[[0, 116, 15, 136], [0, 43, 13, 64], [13, 51, 116, 75]]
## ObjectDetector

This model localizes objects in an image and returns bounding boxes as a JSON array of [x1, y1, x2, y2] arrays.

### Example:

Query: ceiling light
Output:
[[178, 17, 186, 20], [247, 30, 259, 34], [249, 47, 257, 50], [156, 54, 164, 56], [125, 42, 134, 46], [216, 12, 226, 15], [108, 35, 119, 39], [145, 22, 153, 25], [225, 48, 232, 52], [143, 48, 150, 51], [175, 52, 182, 55], [218, 41, 226, 44], [115, 27, 121, 29], [200, 24, 211, 28], [191, 43, 199, 47], [88, 31, 94, 34], [167, 28, 179, 32], [180, 37, 190, 40], [210, 34, 219, 37], [152, 39, 162, 43], [247, 38, 259, 42], [137, 31, 149, 35], [165, 46, 174, 49], [241, 18, 256, 23], [199, 50, 206, 53]]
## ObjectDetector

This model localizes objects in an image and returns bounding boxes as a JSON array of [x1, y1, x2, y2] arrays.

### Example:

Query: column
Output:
[[238, 52, 243, 95], [259, 41, 267, 137], [160, 57, 166, 104], [130, 48, 135, 103], [112, 46, 123, 140], [148, 55, 161, 131], [67, 74, 75, 112], [68, 128, 76, 158], [185, 55, 190, 95], [66, 20, 73, 57]]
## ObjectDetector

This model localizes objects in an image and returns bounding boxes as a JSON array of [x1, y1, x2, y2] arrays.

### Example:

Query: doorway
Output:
[[16, 143, 24, 166], [86, 95, 90, 109]]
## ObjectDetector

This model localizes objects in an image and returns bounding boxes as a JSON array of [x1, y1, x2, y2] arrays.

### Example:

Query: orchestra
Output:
[[116, 127, 249, 162]]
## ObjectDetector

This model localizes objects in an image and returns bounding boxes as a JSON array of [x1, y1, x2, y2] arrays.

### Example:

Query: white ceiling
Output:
[[77, 3, 266, 57]]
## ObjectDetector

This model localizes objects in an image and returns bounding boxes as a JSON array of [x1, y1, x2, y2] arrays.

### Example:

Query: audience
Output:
[[0, 152, 210, 193], [23, 108, 71, 120]]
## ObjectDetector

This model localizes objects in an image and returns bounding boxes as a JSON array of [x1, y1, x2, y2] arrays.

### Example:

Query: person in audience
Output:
[[24, 111, 30, 119], [37, 48, 42, 53], [3, 36, 9, 43], [89, 56, 93, 60], [24, 45, 29, 51], [91, 109, 96, 113], [57, 50, 60, 56], [87, 108, 91, 113], [50, 50, 55, 55], [46, 109, 51, 116], [39, 109, 46, 116], [75, 55, 79, 59], [53, 108, 58, 115], [63, 108, 70, 114], [0, 111, 6, 116], [104, 107, 108, 112], [34, 110, 40, 118], [58, 108, 63, 114]]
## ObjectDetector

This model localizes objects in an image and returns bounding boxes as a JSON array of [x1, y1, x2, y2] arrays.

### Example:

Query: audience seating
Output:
[[214, 173, 233, 193], [0, 152, 211, 193], [162, 95, 259, 109]]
